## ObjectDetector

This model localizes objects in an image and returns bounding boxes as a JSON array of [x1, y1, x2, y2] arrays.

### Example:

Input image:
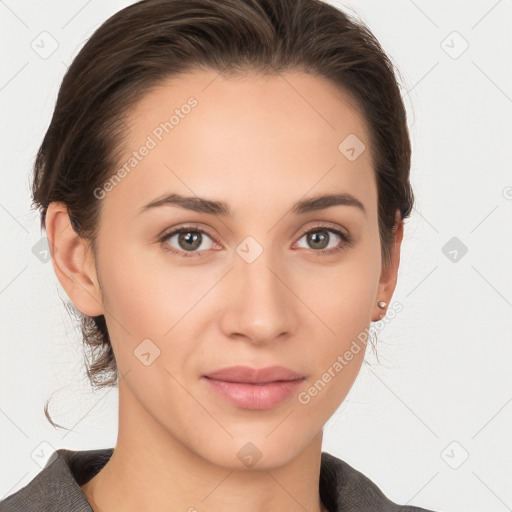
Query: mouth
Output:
[[201, 365, 305, 410]]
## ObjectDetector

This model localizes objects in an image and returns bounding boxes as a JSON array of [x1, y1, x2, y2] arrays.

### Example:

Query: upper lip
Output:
[[204, 365, 305, 384]]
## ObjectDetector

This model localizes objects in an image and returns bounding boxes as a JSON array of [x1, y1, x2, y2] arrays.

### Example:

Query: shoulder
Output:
[[0, 448, 113, 512], [320, 451, 436, 512]]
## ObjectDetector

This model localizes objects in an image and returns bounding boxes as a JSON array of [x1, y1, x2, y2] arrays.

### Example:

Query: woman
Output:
[[0, 0, 436, 510]]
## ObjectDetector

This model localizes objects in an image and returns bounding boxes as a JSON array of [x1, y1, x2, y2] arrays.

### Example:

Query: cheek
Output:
[[298, 238, 381, 400], [96, 240, 212, 367], [94, 236, 178, 348], [302, 243, 381, 339]]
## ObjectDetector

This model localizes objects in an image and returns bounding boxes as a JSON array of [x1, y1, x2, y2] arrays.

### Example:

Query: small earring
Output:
[[377, 301, 387, 309]]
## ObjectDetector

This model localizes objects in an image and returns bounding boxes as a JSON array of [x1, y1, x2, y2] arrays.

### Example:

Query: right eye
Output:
[[158, 225, 219, 258]]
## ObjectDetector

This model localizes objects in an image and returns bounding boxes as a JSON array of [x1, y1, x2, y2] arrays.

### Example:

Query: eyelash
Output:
[[158, 223, 354, 259]]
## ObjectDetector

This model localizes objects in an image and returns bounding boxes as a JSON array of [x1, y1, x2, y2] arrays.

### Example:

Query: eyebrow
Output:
[[139, 192, 366, 217]]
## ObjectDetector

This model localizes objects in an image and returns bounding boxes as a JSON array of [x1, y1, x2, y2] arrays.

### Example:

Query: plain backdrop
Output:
[[1, 1, 511, 511]]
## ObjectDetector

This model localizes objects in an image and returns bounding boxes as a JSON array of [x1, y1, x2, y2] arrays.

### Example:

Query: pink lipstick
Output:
[[202, 365, 305, 410]]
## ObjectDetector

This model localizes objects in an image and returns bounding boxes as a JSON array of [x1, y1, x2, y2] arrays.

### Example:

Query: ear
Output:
[[371, 210, 404, 322], [45, 202, 104, 317]]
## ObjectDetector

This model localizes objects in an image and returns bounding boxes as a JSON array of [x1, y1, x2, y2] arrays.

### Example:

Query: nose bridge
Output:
[[226, 235, 295, 341]]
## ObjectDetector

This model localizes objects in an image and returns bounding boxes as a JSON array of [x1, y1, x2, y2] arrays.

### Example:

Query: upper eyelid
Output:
[[160, 224, 216, 242], [161, 222, 346, 236]]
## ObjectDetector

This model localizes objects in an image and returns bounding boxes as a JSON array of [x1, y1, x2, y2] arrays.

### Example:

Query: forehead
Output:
[[104, 69, 376, 219], [126, 69, 371, 150]]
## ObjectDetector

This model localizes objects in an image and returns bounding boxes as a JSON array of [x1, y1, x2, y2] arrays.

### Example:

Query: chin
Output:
[[194, 432, 311, 471]]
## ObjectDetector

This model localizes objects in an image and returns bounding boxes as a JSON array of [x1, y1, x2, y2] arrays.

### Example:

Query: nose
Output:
[[219, 247, 298, 346]]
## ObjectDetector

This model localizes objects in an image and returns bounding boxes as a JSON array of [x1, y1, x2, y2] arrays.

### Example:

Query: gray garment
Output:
[[0, 448, 435, 511]]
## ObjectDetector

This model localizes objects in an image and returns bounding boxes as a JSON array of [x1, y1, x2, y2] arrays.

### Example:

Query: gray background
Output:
[[1, 1, 511, 510]]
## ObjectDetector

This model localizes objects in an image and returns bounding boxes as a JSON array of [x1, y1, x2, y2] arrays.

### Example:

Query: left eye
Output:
[[296, 228, 346, 252]]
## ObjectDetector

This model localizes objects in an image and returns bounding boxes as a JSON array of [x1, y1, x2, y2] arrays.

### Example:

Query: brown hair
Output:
[[32, 0, 413, 425]]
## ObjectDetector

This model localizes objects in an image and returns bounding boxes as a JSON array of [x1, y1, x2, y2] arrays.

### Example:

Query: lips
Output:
[[202, 365, 305, 410], [203, 365, 305, 384]]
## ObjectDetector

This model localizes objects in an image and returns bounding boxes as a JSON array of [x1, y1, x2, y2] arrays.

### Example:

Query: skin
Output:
[[45, 70, 403, 512]]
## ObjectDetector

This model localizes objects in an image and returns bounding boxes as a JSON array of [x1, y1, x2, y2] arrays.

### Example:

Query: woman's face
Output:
[[84, 70, 397, 468]]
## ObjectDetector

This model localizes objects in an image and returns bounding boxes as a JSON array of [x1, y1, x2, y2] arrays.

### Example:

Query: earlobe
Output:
[[372, 210, 404, 322], [45, 202, 104, 317]]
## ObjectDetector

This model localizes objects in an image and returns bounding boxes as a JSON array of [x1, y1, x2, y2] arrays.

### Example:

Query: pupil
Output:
[[180, 231, 201, 251], [309, 230, 328, 249]]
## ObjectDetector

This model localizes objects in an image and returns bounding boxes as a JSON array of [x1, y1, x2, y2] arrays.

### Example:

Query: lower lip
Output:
[[202, 377, 304, 410]]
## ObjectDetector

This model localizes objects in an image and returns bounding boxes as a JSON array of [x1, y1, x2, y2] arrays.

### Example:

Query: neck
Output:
[[81, 382, 329, 512]]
